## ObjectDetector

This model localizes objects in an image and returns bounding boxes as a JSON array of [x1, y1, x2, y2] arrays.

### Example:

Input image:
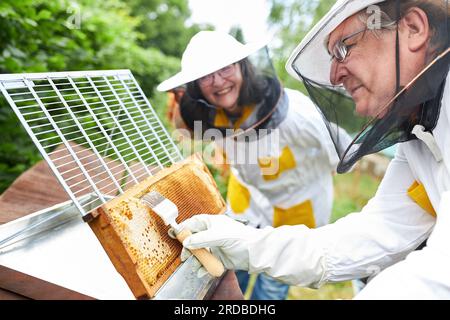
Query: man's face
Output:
[[328, 15, 400, 117]]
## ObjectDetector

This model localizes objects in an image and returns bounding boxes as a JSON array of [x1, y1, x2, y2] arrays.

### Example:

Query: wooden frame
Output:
[[88, 154, 226, 299]]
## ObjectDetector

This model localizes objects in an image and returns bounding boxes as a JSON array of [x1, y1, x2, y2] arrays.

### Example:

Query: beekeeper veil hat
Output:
[[286, 0, 450, 173]]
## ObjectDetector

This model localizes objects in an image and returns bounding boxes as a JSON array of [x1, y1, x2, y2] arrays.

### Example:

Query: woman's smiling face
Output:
[[198, 63, 243, 115]]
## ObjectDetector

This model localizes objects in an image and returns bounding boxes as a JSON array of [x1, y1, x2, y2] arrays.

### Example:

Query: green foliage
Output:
[[0, 0, 186, 93], [0, 98, 42, 192], [229, 25, 245, 43], [0, 0, 199, 193], [268, 0, 336, 92], [126, 0, 208, 57], [207, 163, 228, 200]]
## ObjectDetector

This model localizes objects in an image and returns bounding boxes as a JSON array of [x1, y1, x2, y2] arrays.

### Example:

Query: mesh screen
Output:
[[301, 46, 450, 173], [0, 70, 182, 217]]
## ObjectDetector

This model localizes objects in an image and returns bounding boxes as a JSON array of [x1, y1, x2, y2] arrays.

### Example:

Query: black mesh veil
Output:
[[291, 0, 450, 173], [300, 49, 449, 173]]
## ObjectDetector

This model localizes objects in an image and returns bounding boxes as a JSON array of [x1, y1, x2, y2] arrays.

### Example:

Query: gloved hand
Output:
[[171, 214, 326, 287], [176, 214, 266, 272]]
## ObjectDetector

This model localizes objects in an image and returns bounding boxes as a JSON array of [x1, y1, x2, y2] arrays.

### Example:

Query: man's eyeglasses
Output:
[[198, 64, 236, 87], [329, 27, 367, 63]]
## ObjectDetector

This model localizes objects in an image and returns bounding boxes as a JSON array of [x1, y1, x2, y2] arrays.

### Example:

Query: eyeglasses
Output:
[[198, 64, 236, 87], [329, 27, 367, 63]]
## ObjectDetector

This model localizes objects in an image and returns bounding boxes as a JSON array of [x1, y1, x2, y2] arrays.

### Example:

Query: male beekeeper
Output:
[[179, 0, 450, 299], [157, 30, 350, 299]]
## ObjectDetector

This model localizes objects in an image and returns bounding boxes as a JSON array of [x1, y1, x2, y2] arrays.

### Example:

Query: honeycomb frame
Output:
[[88, 154, 226, 299]]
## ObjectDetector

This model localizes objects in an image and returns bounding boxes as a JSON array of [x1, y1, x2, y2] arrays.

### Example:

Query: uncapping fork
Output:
[[141, 191, 225, 277]]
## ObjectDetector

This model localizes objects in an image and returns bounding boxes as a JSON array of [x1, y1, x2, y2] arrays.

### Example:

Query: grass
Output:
[[243, 275, 355, 300], [288, 282, 355, 300], [331, 169, 381, 222]]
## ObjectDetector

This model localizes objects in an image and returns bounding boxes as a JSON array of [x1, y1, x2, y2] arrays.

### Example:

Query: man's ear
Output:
[[400, 7, 430, 52]]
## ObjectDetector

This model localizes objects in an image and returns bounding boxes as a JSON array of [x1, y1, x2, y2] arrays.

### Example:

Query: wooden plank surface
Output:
[[0, 288, 28, 300]]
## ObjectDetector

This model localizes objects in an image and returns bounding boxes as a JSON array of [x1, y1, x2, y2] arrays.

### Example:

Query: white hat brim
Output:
[[157, 39, 269, 92]]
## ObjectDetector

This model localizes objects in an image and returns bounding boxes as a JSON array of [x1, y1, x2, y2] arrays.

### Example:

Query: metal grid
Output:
[[0, 70, 182, 218]]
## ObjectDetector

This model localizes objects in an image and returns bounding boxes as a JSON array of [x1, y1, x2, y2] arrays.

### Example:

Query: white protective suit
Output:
[[186, 72, 450, 299], [220, 88, 346, 229]]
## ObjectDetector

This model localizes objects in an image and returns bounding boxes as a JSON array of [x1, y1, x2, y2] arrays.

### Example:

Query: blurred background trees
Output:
[[267, 0, 336, 90], [0, 0, 208, 192]]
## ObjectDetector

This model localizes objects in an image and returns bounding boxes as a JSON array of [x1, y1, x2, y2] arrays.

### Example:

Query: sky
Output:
[[188, 0, 272, 43]]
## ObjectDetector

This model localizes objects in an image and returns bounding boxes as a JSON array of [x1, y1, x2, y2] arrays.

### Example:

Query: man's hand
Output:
[[179, 214, 264, 271]]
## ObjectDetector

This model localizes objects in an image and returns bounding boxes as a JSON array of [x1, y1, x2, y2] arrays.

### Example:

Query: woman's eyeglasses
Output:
[[198, 64, 236, 87], [329, 27, 367, 63]]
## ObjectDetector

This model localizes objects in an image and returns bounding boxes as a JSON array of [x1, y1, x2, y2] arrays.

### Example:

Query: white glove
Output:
[[178, 214, 327, 287], [179, 214, 268, 271]]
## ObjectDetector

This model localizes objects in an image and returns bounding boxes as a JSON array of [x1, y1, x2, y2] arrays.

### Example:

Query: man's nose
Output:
[[330, 60, 348, 85]]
